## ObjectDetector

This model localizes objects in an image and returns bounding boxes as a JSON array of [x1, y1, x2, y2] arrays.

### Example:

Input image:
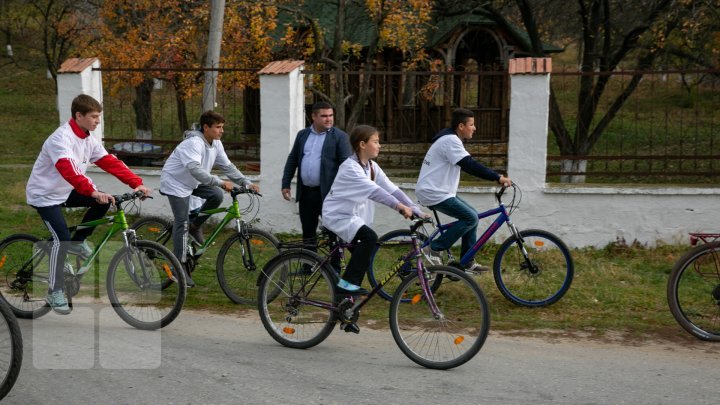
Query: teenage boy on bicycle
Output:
[[27, 94, 151, 314], [415, 108, 512, 273], [160, 110, 259, 288]]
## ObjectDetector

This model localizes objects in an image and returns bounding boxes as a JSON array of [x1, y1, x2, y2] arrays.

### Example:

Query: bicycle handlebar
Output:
[[231, 186, 262, 198], [409, 215, 432, 232], [495, 185, 508, 202], [112, 190, 148, 205]]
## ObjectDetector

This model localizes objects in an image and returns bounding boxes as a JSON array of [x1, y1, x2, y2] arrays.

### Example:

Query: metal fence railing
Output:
[[547, 69, 720, 183], [97, 66, 718, 184]]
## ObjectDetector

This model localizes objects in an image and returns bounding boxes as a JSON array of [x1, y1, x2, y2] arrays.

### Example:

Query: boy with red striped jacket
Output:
[[26, 94, 151, 314]]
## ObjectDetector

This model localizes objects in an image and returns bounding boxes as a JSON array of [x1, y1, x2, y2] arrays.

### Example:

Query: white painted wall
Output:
[[79, 60, 720, 248], [258, 67, 306, 234], [57, 59, 104, 141]]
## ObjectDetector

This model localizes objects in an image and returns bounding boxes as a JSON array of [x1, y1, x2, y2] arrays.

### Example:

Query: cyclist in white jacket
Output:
[[160, 111, 259, 287], [322, 125, 426, 332]]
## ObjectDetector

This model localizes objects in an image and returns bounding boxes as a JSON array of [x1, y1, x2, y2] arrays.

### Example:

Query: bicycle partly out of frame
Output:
[[0, 298, 21, 400], [0, 191, 187, 330], [370, 184, 574, 307], [131, 186, 280, 304], [257, 217, 490, 370], [667, 232, 720, 341]]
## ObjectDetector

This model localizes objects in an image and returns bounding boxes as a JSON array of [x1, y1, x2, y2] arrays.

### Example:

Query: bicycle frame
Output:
[[287, 220, 442, 318], [183, 189, 255, 257], [68, 209, 130, 275], [423, 202, 521, 267]]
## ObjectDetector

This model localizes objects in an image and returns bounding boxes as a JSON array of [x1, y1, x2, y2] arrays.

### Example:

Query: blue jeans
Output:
[[429, 196, 479, 258]]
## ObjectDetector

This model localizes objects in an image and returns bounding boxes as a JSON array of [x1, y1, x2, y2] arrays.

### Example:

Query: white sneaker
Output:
[[464, 261, 490, 274], [421, 246, 443, 266], [68, 241, 93, 259]]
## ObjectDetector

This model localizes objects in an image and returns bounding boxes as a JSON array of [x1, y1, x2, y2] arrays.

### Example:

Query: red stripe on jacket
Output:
[[94, 155, 143, 188], [55, 158, 96, 196]]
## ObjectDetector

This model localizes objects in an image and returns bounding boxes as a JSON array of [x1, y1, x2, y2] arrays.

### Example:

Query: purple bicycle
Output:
[[257, 217, 490, 370], [370, 184, 574, 307]]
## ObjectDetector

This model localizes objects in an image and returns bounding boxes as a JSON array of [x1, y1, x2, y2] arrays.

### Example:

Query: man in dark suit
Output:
[[282, 102, 352, 248]]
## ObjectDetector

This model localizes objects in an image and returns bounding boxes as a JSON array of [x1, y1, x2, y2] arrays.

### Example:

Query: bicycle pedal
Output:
[[340, 322, 360, 334]]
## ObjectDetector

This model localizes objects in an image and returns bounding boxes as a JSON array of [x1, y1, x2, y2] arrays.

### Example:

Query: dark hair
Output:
[[200, 110, 225, 130], [350, 124, 379, 181], [349, 124, 379, 153], [71, 94, 102, 118], [450, 108, 474, 131], [311, 102, 334, 113]]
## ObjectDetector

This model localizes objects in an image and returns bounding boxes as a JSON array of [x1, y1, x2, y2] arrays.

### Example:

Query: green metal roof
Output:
[[274, 3, 563, 54]]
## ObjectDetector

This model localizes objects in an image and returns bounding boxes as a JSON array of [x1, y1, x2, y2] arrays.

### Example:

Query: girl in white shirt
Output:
[[322, 125, 426, 299]]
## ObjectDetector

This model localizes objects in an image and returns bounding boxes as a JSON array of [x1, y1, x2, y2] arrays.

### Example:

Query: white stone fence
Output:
[[58, 58, 719, 248]]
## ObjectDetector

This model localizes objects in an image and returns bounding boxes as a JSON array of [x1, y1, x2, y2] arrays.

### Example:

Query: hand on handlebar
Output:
[[397, 203, 413, 219], [221, 181, 234, 192], [247, 183, 260, 194], [498, 175, 512, 188], [91, 191, 115, 205], [133, 185, 152, 200]]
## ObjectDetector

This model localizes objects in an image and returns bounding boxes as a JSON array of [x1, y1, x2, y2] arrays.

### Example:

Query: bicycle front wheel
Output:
[[130, 216, 173, 247], [0, 300, 22, 400], [390, 265, 489, 370], [258, 250, 337, 349], [0, 234, 52, 319], [667, 241, 720, 341], [216, 228, 281, 305], [106, 240, 186, 330], [493, 229, 574, 307], [369, 229, 441, 302]]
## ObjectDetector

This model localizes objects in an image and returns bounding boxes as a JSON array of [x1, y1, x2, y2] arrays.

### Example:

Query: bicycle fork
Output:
[[506, 221, 539, 275]]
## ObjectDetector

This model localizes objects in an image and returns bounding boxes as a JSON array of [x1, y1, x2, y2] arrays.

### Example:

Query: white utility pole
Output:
[[202, 0, 225, 112]]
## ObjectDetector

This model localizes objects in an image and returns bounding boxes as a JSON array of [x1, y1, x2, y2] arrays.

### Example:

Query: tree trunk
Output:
[[560, 159, 587, 183], [174, 83, 189, 132], [133, 78, 153, 140]]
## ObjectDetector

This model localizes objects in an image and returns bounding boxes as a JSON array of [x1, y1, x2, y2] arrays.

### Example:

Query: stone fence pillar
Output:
[[258, 60, 306, 232], [506, 57, 552, 190]]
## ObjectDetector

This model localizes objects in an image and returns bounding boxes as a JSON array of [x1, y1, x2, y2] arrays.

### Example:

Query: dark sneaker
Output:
[[340, 322, 360, 334], [46, 290, 71, 315], [188, 223, 204, 245], [68, 241, 93, 259]]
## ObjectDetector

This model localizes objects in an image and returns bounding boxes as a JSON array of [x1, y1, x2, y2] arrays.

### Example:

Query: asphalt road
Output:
[[4, 307, 719, 404]]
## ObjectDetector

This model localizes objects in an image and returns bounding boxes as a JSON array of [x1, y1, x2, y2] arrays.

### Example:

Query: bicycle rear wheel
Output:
[[369, 229, 441, 302], [0, 234, 52, 319], [493, 229, 574, 307], [0, 300, 22, 400], [216, 228, 281, 304], [257, 250, 337, 349], [130, 216, 173, 248], [389, 265, 489, 370], [106, 240, 186, 330], [667, 241, 720, 341]]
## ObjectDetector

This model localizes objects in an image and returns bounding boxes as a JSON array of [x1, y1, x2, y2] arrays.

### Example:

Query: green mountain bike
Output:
[[0, 191, 186, 330]]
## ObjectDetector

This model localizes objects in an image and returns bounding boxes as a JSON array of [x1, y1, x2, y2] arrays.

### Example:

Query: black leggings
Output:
[[34, 191, 111, 292], [341, 225, 378, 286]]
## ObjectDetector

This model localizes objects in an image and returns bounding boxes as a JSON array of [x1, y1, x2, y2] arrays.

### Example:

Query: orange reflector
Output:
[[283, 327, 295, 334], [0, 256, 6, 269], [148, 227, 161, 233], [251, 240, 265, 246], [454, 336, 465, 345], [163, 264, 176, 282], [411, 294, 422, 304], [534, 240, 545, 247]]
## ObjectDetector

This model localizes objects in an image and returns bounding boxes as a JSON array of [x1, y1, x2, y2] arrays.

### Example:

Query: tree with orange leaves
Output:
[[278, 0, 432, 130], [95, 0, 281, 139]]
